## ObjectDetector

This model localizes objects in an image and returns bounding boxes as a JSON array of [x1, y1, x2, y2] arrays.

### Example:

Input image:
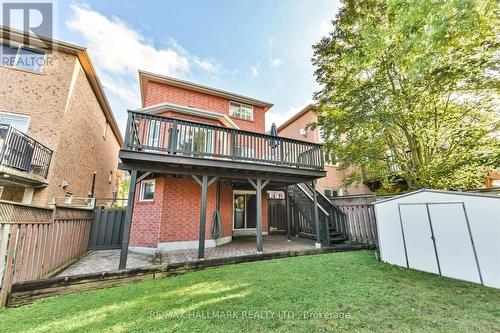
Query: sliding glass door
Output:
[[233, 193, 256, 229]]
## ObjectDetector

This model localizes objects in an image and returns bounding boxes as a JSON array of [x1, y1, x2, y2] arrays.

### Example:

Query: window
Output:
[[0, 43, 45, 73], [146, 120, 160, 147], [325, 152, 339, 166], [0, 43, 17, 67], [0, 112, 30, 133], [324, 188, 343, 198], [140, 180, 155, 201], [108, 171, 113, 184], [229, 102, 253, 121]]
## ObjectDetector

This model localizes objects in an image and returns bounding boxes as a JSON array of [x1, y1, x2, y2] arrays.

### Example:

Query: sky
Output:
[[8, 0, 341, 133]]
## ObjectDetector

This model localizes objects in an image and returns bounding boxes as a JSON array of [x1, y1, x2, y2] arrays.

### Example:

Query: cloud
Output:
[[265, 99, 314, 131], [168, 38, 219, 74], [270, 57, 284, 68], [250, 65, 259, 78], [66, 4, 219, 132], [267, 37, 276, 47], [318, 20, 330, 36]]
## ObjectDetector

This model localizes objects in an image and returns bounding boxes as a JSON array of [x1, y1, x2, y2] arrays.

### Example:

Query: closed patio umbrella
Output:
[[269, 122, 279, 148]]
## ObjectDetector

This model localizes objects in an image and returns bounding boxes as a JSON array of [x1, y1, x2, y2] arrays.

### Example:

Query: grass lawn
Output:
[[1, 251, 498, 332]]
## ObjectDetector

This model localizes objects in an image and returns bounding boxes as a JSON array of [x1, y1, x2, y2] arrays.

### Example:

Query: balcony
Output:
[[119, 111, 326, 184], [0, 124, 53, 187]]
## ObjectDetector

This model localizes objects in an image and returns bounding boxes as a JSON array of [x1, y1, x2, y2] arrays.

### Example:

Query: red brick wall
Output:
[[145, 82, 266, 133], [129, 178, 165, 248], [129, 176, 269, 248]]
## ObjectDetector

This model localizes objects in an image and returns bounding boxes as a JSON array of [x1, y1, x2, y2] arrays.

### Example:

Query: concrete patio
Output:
[[57, 235, 316, 276]]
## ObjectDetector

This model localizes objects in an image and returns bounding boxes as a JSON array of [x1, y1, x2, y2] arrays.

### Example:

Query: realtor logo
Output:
[[1, 1, 53, 47]]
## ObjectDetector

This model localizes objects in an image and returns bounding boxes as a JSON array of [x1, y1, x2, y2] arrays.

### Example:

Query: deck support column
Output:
[[285, 186, 291, 241], [119, 169, 138, 270], [312, 179, 321, 248], [192, 175, 218, 259], [248, 178, 269, 253]]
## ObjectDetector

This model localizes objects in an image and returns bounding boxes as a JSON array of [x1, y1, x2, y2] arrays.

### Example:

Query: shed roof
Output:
[[373, 189, 500, 205]]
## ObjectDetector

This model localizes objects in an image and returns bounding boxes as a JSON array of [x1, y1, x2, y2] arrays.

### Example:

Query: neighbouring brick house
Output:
[[119, 71, 343, 259], [277, 104, 372, 197], [0, 26, 122, 206]]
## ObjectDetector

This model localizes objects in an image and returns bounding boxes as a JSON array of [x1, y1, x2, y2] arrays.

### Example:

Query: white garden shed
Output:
[[374, 189, 500, 289]]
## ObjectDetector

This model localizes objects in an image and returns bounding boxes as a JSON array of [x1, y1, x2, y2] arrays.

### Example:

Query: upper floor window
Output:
[[0, 43, 45, 73], [0, 112, 30, 133], [229, 102, 253, 121]]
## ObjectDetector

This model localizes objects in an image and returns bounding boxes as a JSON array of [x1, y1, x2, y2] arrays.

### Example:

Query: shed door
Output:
[[428, 203, 481, 283], [400, 204, 440, 274]]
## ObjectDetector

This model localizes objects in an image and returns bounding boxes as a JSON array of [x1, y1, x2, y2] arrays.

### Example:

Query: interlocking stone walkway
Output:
[[162, 235, 316, 264], [57, 249, 153, 277], [57, 235, 316, 276]]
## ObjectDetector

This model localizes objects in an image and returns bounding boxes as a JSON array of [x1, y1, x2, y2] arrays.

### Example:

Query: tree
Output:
[[312, 0, 499, 191], [117, 172, 130, 202]]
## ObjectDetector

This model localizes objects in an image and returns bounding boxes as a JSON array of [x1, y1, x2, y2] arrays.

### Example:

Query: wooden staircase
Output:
[[288, 183, 348, 247]]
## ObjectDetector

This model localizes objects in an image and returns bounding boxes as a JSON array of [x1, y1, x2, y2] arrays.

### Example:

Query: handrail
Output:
[[128, 110, 324, 147], [124, 110, 325, 171], [296, 183, 330, 216], [0, 124, 53, 178]]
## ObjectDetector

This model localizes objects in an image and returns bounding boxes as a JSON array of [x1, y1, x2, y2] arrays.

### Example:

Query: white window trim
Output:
[[325, 188, 343, 198], [0, 111, 30, 133], [324, 152, 340, 167], [229, 101, 254, 121], [232, 190, 257, 231], [139, 180, 155, 202]]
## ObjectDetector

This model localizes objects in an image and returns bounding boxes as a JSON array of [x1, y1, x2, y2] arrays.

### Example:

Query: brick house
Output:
[[119, 71, 343, 261], [277, 104, 372, 197], [0, 26, 123, 206]]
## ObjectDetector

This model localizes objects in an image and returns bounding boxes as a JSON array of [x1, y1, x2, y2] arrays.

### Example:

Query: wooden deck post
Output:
[[285, 186, 291, 241], [256, 179, 263, 253], [119, 169, 138, 270], [312, 179, 321, 248], [192, 175, 218, 259], [248, 179, 269, 253]]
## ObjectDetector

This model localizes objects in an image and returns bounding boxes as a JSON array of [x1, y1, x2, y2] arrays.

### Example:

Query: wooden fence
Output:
[[268, 198, 287, 233], [338, 204, 378, 246], [0, 201, 93, 307], [89, 207, 126, 250]]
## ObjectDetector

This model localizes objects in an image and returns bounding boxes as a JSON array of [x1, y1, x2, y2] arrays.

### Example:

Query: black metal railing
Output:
[[288, 183, 330, 245], [0, 124, 52, 178], [288, 183, 348, 246], [303, 183, 348, 240], [123, 110, 325, 170]]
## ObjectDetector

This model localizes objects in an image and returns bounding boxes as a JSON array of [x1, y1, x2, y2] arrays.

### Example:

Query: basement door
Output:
[[233, 192, 256, 230]]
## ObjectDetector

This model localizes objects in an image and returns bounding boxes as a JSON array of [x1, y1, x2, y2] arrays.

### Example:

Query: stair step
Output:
[[330, 232, 343, 237], [329, 236, 346, 244]]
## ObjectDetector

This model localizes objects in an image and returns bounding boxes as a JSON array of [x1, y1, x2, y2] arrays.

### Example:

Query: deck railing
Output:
[[0, 124, 53, 178], [124, 111, 325, 170]]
